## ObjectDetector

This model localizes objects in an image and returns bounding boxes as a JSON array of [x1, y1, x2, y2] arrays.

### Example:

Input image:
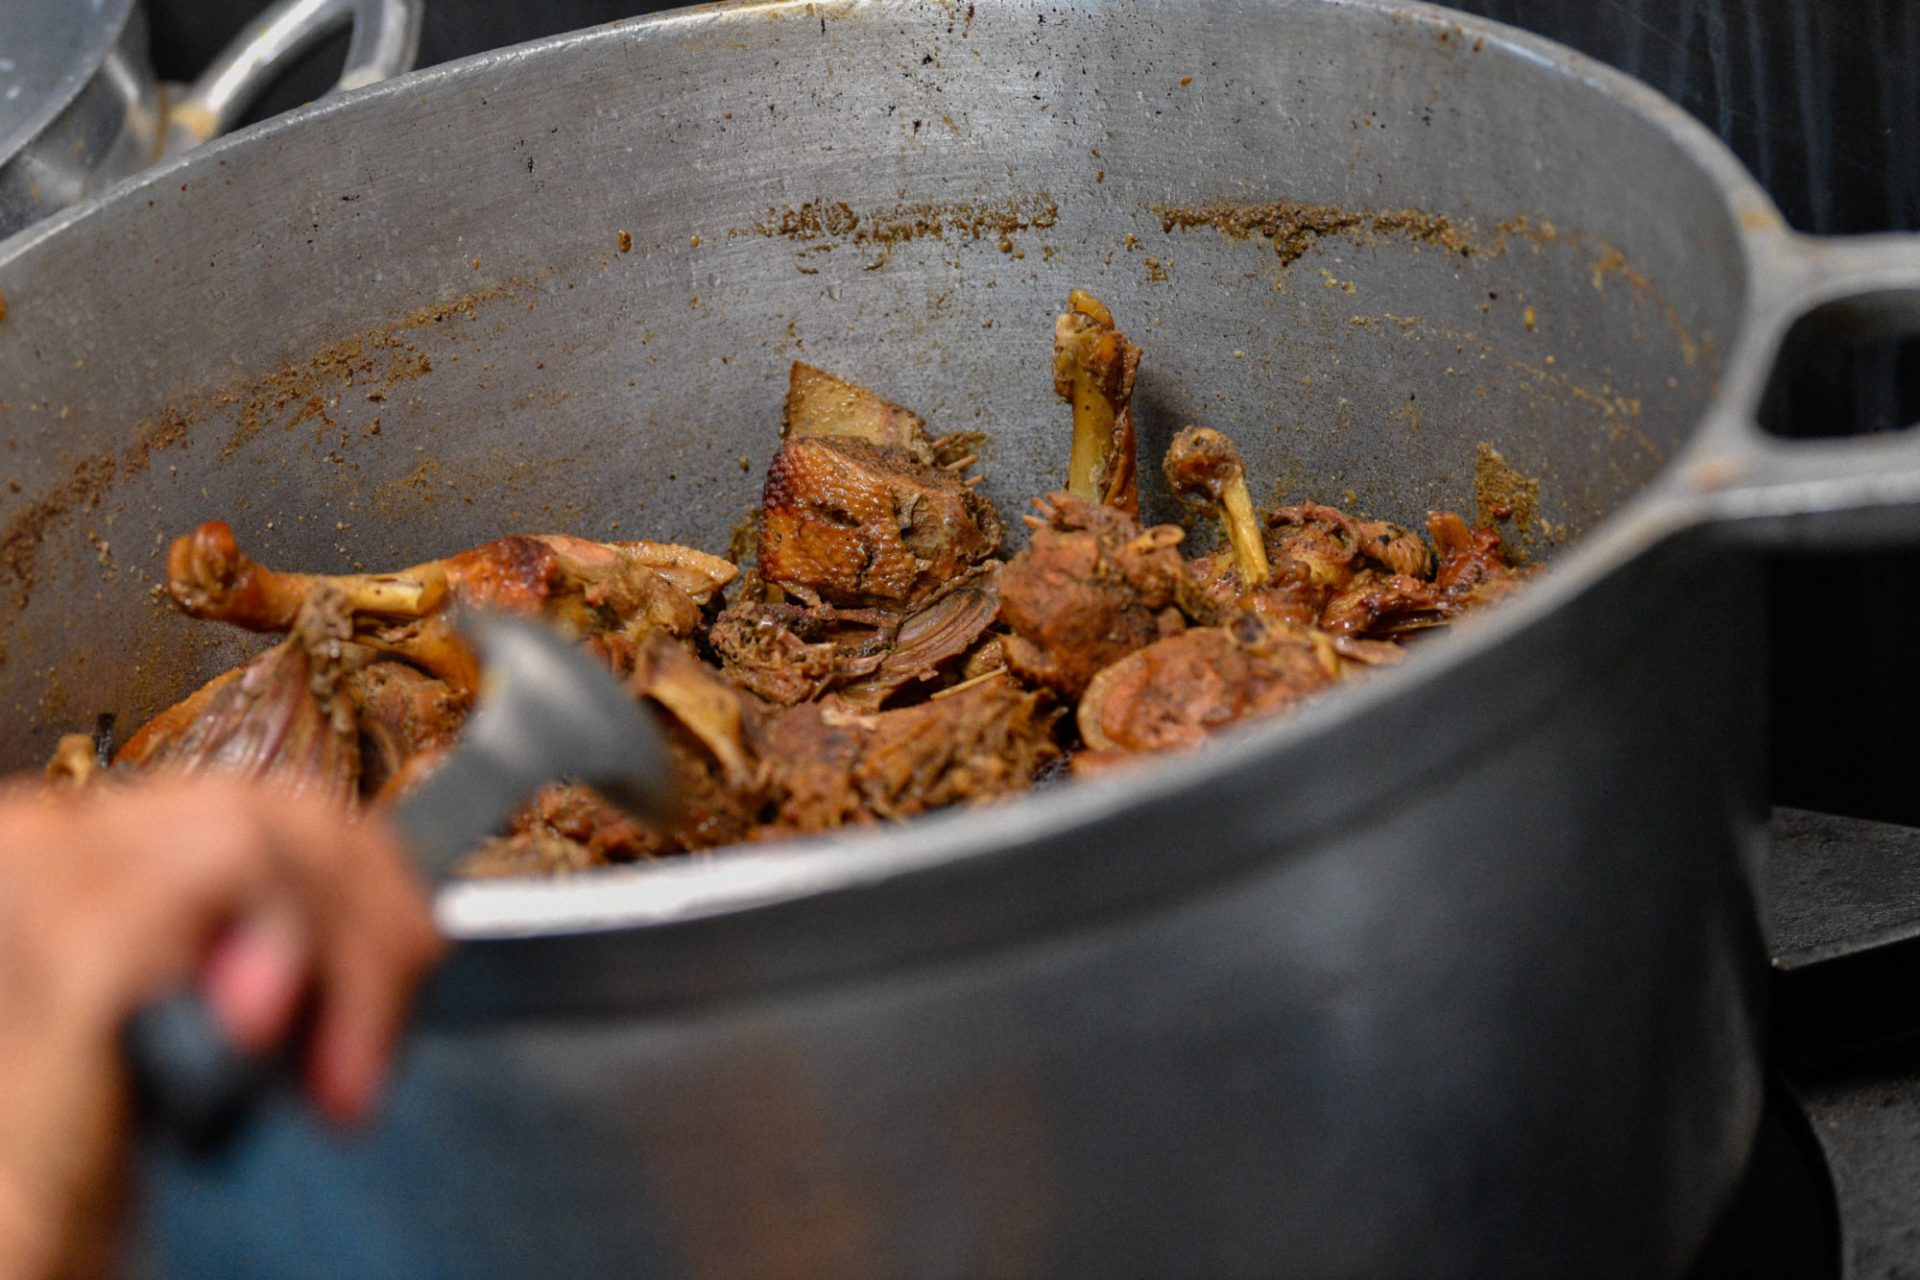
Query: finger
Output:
[[198, 904, 312, 1057]]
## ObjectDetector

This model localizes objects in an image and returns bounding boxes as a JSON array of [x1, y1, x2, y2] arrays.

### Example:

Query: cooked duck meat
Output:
[[999, 493, 1221, 699], [113, 585, 362, 800], [1053, 290, 1141, 515], [709, 598, 897, 707], [758, 436, 1002, 608], [348, 660, 466, 799], [1265, 503, 1434, 592], [717, 564, 1004, 712], [761, 673, 1063, 835], [1076, 614, 1343, 756], [167, 523, 735, 696], [784, 360, 935, 462], [1166, 425, 1275, 605], [827, 565, 1003, 710], [65, 291, 1547, 880], [1318, 570, 1453, 639], [1429, 512, 1532, 612]]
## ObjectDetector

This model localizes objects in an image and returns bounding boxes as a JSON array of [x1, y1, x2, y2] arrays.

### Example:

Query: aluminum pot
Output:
[[0, 0, 423, 239], [3, 0, 1920, 1275]]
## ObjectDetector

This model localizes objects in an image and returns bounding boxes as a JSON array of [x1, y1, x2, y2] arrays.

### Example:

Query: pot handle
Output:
[[1677, 233, 1920, 549], [161, 0, 425, 157]]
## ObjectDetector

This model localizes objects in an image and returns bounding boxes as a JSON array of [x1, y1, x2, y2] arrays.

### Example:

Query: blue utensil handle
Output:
[[123, 990, 274, 1148]]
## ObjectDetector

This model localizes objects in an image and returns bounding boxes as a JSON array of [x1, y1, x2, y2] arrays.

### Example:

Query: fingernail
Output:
[[201, 909, 309, 1055]]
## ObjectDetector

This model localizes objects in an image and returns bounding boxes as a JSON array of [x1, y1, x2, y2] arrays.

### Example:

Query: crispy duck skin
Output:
[[1053, 290, 1141, 514], [1076, 613, 1343, 756], [998, 493, 1220, 699], [757, 436, 1001, 608], [114, 585, 362, 800]]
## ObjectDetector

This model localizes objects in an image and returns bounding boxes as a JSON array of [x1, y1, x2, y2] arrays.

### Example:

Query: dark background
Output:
[[146, 0, 1920, 827]]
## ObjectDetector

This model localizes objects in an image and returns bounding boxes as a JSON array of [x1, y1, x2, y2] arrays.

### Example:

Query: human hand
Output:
[[0, 777, 443, 1278]]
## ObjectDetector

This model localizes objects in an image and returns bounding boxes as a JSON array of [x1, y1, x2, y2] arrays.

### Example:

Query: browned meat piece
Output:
[[348, 660, 466, 799], [1319, 570, 1453, 639], [1076, 614, 1343, 756], [1054, 291, 1141, 514], [998, 493, 1220, 699], [761, 674, 1062, 835], [114, 586, 362, 801], [1165, 426, 1271, 591], [167, 520, 446, 632], [758, 436, 1001, 607], [784, 361, 934, 462], [1265, 503, 1433, 592], [167, 524, 735, 697], [1429, 512, 1532, 612]]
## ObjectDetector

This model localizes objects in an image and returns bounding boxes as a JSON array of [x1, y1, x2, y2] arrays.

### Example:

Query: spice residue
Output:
[[1155, 199, 1479, 266], [1473, 442, 1541, 552], [747, 193, 1059, 270]]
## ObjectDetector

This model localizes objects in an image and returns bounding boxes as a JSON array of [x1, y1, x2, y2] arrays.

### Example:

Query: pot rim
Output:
[[0, 0, 1787, 942]]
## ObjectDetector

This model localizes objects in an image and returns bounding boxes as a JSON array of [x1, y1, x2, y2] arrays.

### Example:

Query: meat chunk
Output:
[[758, 436, 1001, 607], [998, 493, 1219, 698], [712, 565, 1002, 711], [784, 361, 933, 461], [1076, 614, 1343, 756], [1054, 290, 1141, 514], [1265, 504, 1433, 592], [348, 660, 465, 799], [114, 585, 362, 800], [1429, 512, 1532, 613], [761, 675, 1062, 834], [167, 523, 735, 696]]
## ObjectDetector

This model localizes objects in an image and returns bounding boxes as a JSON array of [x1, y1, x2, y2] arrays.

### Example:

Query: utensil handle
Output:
[[163, 0, 424, 156], [1674, 232, 1920, 549], [123, 991, 275, 1149]]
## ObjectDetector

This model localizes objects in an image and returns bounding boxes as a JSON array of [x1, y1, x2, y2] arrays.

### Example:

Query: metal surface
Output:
[[0, 0, 420, 239], [2, 0, 1920, 1274]]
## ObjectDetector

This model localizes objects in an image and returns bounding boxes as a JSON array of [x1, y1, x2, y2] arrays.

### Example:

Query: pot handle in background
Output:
[[1676, 233, 1920, 549], [161, 0, 424, 158]]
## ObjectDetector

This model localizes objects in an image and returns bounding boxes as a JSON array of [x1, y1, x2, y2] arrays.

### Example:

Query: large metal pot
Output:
[[0, 0, 422, 239], [3, 0, 1919, 1275]]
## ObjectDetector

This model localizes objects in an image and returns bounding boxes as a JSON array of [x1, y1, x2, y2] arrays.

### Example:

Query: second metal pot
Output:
[[0, 0, 421, 239]]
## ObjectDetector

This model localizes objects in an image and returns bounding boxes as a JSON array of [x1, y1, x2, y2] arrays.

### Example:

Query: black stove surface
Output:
[[1730, 809, 1920, 1280]]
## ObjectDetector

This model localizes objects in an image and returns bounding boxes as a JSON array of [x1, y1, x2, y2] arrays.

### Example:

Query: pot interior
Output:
[[0, 0, 1758, 774]]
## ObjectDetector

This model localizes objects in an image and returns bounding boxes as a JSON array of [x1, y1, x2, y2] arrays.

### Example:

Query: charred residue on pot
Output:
[[743, 193, 1059, 271], [1473, 442, 1547, 555], [1154, 199, 1480, 267], [0, 281, 524, 654]]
